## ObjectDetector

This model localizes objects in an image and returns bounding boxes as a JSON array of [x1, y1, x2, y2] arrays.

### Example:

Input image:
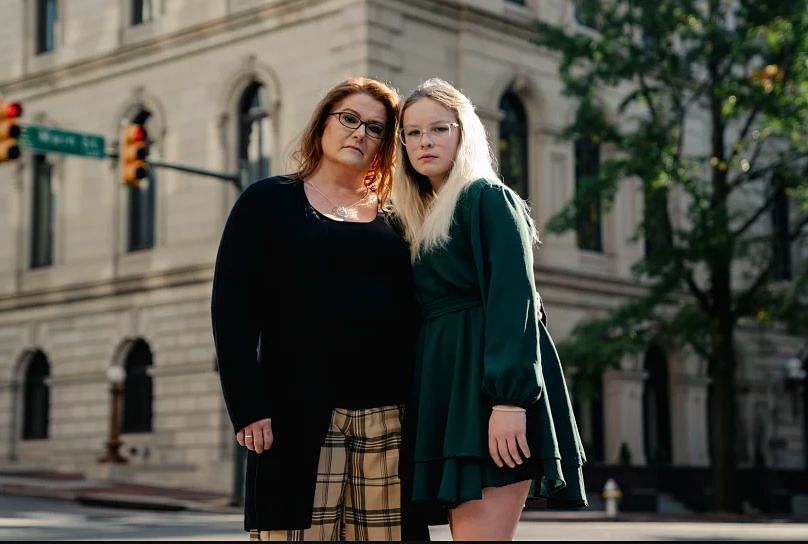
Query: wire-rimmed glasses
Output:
[[398, 122, 459, 146]]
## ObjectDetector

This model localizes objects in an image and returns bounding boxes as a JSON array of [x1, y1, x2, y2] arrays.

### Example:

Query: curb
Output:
[[0, 479, 239, 515], [75, 493, 189, 512]]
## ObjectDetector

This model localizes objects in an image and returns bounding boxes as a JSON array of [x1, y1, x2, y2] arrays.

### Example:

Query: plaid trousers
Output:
[[250, 405, 403, 541]]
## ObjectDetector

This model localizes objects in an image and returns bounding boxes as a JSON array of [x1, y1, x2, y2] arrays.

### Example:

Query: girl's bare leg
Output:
[[448, 480, 531, 541]]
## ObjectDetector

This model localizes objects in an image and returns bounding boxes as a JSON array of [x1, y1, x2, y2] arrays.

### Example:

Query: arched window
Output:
[[574, 137, 602, 251], [498, 92, 528, 199], [122, 340, 153, 433], [643, 344, 672, 466], [23, 351, 50, 440], [238, 81, 272, 184], [802, 357, 808, 468], [771, 173, 792, 280], [574, 0, 597, 29], [126, 108, 156, 252]]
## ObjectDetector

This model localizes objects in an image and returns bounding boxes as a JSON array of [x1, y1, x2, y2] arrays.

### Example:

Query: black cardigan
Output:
[[211, 176, 429, 537]]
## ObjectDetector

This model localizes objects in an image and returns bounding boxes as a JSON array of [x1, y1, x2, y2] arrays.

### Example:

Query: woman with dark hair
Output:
[[211, 77, 425, 541]]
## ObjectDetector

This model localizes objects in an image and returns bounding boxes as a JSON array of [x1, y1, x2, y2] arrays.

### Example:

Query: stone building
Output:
[[0, 0, 805, 511]]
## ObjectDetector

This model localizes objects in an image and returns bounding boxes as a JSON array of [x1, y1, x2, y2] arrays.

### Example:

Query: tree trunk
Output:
[[706, 1, 739, 509], [709, 290, 740, 511]]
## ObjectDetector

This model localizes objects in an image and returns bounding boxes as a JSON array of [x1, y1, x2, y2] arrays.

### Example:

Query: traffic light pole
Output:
[[146, 155, 252, 506], [111, 148, 254, 505], [146, 158, 247, 192]]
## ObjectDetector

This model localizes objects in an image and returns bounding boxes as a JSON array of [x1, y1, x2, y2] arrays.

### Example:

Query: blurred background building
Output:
[[0, 0, 805, 513]]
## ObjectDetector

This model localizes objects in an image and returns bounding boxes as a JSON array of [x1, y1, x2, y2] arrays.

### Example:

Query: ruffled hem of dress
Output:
[[412, 455, 567, 508]]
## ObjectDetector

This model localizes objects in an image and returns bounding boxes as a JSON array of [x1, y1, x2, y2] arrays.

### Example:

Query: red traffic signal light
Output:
[[5, 102, 22, 118], [0, 100, 22, 162], [121, 123, 149, 186]]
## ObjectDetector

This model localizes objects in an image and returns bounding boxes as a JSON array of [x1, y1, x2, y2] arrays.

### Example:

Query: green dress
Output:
[[410, 178, 588, 509]]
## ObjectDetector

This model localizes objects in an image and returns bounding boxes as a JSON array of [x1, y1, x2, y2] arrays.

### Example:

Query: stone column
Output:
[[670, 373, 711, 467], [3, 380, 19, 461], [603, 357, 648, 466]]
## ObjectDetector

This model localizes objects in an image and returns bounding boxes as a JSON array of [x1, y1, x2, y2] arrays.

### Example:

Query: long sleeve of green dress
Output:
[[410, 178, 587, 510], [468, 182, 543, 407]]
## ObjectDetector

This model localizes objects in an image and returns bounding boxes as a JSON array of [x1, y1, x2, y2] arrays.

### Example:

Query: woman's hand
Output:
[[488, 408, 531, 468], [536, 291, 544, 323], [237, 418, 273, 454]]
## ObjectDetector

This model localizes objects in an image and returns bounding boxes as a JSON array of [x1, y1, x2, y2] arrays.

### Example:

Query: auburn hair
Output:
[[292, 77, 400, 206]]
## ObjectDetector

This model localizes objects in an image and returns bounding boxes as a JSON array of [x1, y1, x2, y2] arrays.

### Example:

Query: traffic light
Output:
[[0, 100, 22, 162], [120, 122, 149, 187]]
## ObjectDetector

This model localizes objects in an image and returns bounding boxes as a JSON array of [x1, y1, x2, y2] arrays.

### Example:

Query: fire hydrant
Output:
[[602, 478, 622, 519]]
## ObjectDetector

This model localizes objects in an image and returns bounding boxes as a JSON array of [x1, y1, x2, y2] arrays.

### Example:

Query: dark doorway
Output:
[[643, 344, 672, 465], [22, 351, 50, 440], [122, 340, 153, 433]]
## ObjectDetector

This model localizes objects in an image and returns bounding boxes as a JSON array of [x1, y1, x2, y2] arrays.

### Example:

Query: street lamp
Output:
[[98, 365, 128, 464], [783, 353, 807, 420], [784, 356, 807, 385]]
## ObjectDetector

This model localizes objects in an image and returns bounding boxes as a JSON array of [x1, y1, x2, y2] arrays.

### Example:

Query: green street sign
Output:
[[19, 125, 106, 159]]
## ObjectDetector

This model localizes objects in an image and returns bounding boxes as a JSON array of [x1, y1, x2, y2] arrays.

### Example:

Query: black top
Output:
[[211, 176, 424, 535], [304, 200, 412, 408]]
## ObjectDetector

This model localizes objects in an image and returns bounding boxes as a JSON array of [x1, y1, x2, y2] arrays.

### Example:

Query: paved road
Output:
[[2, 495, 808, 540], [0, 495, 243, 541]]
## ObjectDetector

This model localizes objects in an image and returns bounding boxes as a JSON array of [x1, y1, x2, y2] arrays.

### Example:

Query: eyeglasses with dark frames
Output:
[[329, 111, 386, 140]]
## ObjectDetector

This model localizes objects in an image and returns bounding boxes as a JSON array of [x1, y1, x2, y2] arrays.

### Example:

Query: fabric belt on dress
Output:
[[421, 294, 482, 320]]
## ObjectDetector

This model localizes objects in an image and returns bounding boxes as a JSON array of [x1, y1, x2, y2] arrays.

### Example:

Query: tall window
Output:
[[803, 359, 808, 468], [574, 0, 597, 28], [574, 137, 602, 251], [31, 154, 55, 268], [131, 0, 154, 25], [643, 344, 672, 466], [771, 175, 792, 280], [644, 186, 673, 259], [22, 351, 50, 440], [572, 386, 604, 464], [36, 0, 58, 54], [122, 340, 153, 433], [238, 82, 272, 184], [498, 92, 529, 199], [127, 109, 156, 252]]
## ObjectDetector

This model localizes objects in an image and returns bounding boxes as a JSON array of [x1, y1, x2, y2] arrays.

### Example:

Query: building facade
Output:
[[0, 0, 805, 510]]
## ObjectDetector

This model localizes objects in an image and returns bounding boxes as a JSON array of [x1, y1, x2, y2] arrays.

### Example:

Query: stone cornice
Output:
[[536, 264, 648, 299], [0, 0, 337, 95], [0, 264, 214, 314]]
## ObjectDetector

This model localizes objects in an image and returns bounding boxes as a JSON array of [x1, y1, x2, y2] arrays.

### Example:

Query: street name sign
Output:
[[19, 125, 106, 159]]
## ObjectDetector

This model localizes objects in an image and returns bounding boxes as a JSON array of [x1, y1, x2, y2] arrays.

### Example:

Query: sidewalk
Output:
[[0, 467, 239, 514], [1, 467, 806, 525]]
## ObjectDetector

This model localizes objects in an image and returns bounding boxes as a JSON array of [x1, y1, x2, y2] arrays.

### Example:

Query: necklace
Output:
[[304, 181, 373, 219]]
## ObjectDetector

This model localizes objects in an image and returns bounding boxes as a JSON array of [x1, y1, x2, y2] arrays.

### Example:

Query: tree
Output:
[[535, 0, 808, 511]]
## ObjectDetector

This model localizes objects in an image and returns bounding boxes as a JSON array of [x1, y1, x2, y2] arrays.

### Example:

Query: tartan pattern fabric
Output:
[[250, 405, 403, 541]]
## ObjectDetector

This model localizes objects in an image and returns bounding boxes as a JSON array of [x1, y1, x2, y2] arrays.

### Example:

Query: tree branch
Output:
[[726, 102, 765, 166], [790, 215, 808, 242], [733, 261, 774, 320], [686, 272, 712, 313], [729, 149, 807, 190], [732, 215, 808, 320], [731, 188, 779, 238]]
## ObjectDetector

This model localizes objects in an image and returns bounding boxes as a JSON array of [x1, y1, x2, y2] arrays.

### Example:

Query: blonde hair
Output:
[[391, 78, 534, 259], [292, 77, 399, 206]]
